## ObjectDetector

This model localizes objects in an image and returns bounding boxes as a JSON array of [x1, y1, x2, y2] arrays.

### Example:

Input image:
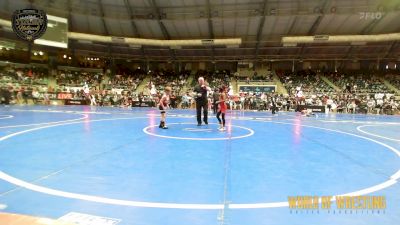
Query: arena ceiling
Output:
[[1, 0, 400, 61]]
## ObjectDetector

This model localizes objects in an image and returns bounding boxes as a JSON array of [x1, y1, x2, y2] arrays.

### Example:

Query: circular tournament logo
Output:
[[12, 9, 47, 41]]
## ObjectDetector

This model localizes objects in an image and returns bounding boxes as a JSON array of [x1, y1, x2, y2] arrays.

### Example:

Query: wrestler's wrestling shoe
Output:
[[159, 121, 168, 129]]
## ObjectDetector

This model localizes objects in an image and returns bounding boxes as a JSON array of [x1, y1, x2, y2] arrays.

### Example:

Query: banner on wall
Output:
[[238, 85, 276, 93], [57, 92, 73, 99]]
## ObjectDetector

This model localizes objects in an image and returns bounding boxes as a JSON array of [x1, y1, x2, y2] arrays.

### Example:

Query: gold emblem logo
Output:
[[12, 9, 47, 41]]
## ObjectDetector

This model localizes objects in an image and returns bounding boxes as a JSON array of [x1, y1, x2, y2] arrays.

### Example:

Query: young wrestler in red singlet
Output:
[[216, 86, 227, 131]]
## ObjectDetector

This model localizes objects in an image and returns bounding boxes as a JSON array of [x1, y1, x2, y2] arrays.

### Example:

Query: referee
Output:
[[193, 77, 210, 126]]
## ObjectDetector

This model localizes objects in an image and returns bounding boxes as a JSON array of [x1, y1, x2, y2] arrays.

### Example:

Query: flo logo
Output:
[[12, 9, 47, 41]]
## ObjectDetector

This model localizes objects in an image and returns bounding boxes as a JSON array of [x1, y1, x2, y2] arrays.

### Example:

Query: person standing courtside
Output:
[[271, 94, 277, 114], [193, 77, 211, 126], [212, 88, 219, 115]]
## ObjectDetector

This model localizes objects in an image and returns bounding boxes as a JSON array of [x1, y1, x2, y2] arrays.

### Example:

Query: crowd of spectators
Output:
[[1, 64, 399, 115], [107, 74, 139, 91], [217, 91, 398, 115], [324, 72, 393, 94], [278, 70, 335, 96], [295, 92, 397, 115], [235, 71, 274, 83], [0, 65, 48, 85], [192, 70, 231, 90], [274, 70, 399, 115], [55, 69, 103, 88], [75, 69, 189, 108], [148, 69, 190, 95], [384, 73, 400, 90], [52, 68, 151, 107], [105, 69, 148, 91], [0, 64, 49, 104]]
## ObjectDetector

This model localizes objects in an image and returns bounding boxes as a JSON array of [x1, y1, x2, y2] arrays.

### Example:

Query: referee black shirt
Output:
[[194, 85, 208, 104]]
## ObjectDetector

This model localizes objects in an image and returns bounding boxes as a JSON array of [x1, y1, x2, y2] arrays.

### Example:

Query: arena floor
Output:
[[0, 105, 399, 225]]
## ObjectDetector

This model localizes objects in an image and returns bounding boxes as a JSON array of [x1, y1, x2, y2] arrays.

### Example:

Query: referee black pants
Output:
[[196, 101, 208, 124]]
